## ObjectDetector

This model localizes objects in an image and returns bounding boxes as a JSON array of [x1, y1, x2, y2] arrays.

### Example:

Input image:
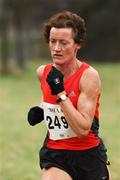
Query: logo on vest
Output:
[[69, 91, 76, 97]]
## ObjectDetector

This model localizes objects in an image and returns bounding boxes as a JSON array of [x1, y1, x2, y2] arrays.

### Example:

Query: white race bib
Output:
[[43, 102, 76, 140]]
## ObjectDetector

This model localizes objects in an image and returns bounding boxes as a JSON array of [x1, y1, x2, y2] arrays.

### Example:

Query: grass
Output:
[[95, 63, 120, 180], [0, 60, 120, 180]]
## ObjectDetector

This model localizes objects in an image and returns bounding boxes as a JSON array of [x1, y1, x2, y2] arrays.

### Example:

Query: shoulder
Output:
[[81, 65, 100, 82], [80, 65, 101, 94], [36, 65, 46, 81]]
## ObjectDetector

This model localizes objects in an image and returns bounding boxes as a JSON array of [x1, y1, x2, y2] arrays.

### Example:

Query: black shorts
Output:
[[39, 144, 109, 180]]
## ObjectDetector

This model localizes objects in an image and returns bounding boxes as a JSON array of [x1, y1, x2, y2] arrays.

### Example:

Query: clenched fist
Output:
[[46, 66, 64, 95]]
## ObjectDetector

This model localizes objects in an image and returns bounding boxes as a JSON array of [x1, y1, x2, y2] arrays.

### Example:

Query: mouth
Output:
[[53, 54, 63, 59]]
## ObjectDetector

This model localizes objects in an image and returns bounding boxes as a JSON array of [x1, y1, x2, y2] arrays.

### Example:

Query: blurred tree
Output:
[[0, 0, 120, 74], [5, 0, 26, 70], [84, 0, 120, 61], [0, 0, 10, 73]]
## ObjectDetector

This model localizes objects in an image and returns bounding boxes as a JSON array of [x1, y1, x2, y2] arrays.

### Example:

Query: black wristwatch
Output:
[[56, 94, 68, 103]]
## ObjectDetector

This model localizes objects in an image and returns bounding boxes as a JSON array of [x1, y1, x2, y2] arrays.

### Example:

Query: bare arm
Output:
[[36, 65, 46, 81], [57, 67, 101, 138], [36, 65, 46, 105], [27, 65, 46, 126]]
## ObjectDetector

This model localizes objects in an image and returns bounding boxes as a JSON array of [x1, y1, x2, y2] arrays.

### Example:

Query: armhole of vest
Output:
[[79, 62, 90, 78], [77, 62, 90, 91]]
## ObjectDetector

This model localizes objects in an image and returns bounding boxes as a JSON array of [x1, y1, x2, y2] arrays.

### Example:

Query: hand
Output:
[[46, 66, 64, 95], [27, 106, 44, 126]]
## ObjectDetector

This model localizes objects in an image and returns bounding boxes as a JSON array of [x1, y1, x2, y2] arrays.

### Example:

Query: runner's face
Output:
[[49, 27, 80, 65]]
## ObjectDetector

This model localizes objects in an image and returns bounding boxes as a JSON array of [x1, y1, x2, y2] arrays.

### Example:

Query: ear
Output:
[[75, 44, 81, 53], [76, 44, 81, 50]]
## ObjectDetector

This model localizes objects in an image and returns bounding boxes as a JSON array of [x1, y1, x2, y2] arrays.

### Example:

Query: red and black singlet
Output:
[[41, 62, 100, 150]]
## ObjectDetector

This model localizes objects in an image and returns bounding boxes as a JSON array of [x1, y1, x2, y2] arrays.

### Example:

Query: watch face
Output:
[[61, 94, 67, 100], [56, 94, 67, 103]]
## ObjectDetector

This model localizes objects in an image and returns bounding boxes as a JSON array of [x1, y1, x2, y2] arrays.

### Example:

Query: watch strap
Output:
[[56, 95, 68, 103]]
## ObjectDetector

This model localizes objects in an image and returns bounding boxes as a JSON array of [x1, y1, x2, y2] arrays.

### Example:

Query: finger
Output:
[[52, 66, 60, 73], [52, 66, 63, 75]]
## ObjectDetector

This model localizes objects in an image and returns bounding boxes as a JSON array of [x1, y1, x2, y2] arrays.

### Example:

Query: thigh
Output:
[[41, 167, 72, 180], [40, 147, 74, 179]]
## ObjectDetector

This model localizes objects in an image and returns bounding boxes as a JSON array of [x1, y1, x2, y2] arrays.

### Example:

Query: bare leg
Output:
[[107, 166, 112, 180], [41, 167, 72, 180]]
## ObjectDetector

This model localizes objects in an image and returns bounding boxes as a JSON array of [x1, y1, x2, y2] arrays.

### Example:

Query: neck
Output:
[[55, 59, 82, 78]]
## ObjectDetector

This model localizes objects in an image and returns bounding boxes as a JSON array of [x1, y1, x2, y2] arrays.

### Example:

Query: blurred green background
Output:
[[0, 61, 120, 180], [0, 0, 120, 179]]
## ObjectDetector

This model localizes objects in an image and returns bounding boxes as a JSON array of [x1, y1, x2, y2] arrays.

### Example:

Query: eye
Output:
[[61, 41, 68, 46], [50, 39, 56, 44], [62, 42, 67, 46]]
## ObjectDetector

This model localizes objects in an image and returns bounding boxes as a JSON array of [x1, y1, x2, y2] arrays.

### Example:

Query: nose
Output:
[[54, 41, 61, 51]]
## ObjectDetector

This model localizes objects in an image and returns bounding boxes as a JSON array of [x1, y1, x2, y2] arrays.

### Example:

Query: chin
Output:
[[52, 58, 64, 65]]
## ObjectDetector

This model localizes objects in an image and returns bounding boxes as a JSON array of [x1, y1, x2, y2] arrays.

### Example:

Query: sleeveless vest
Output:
[[41, 62, 100, 150]]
